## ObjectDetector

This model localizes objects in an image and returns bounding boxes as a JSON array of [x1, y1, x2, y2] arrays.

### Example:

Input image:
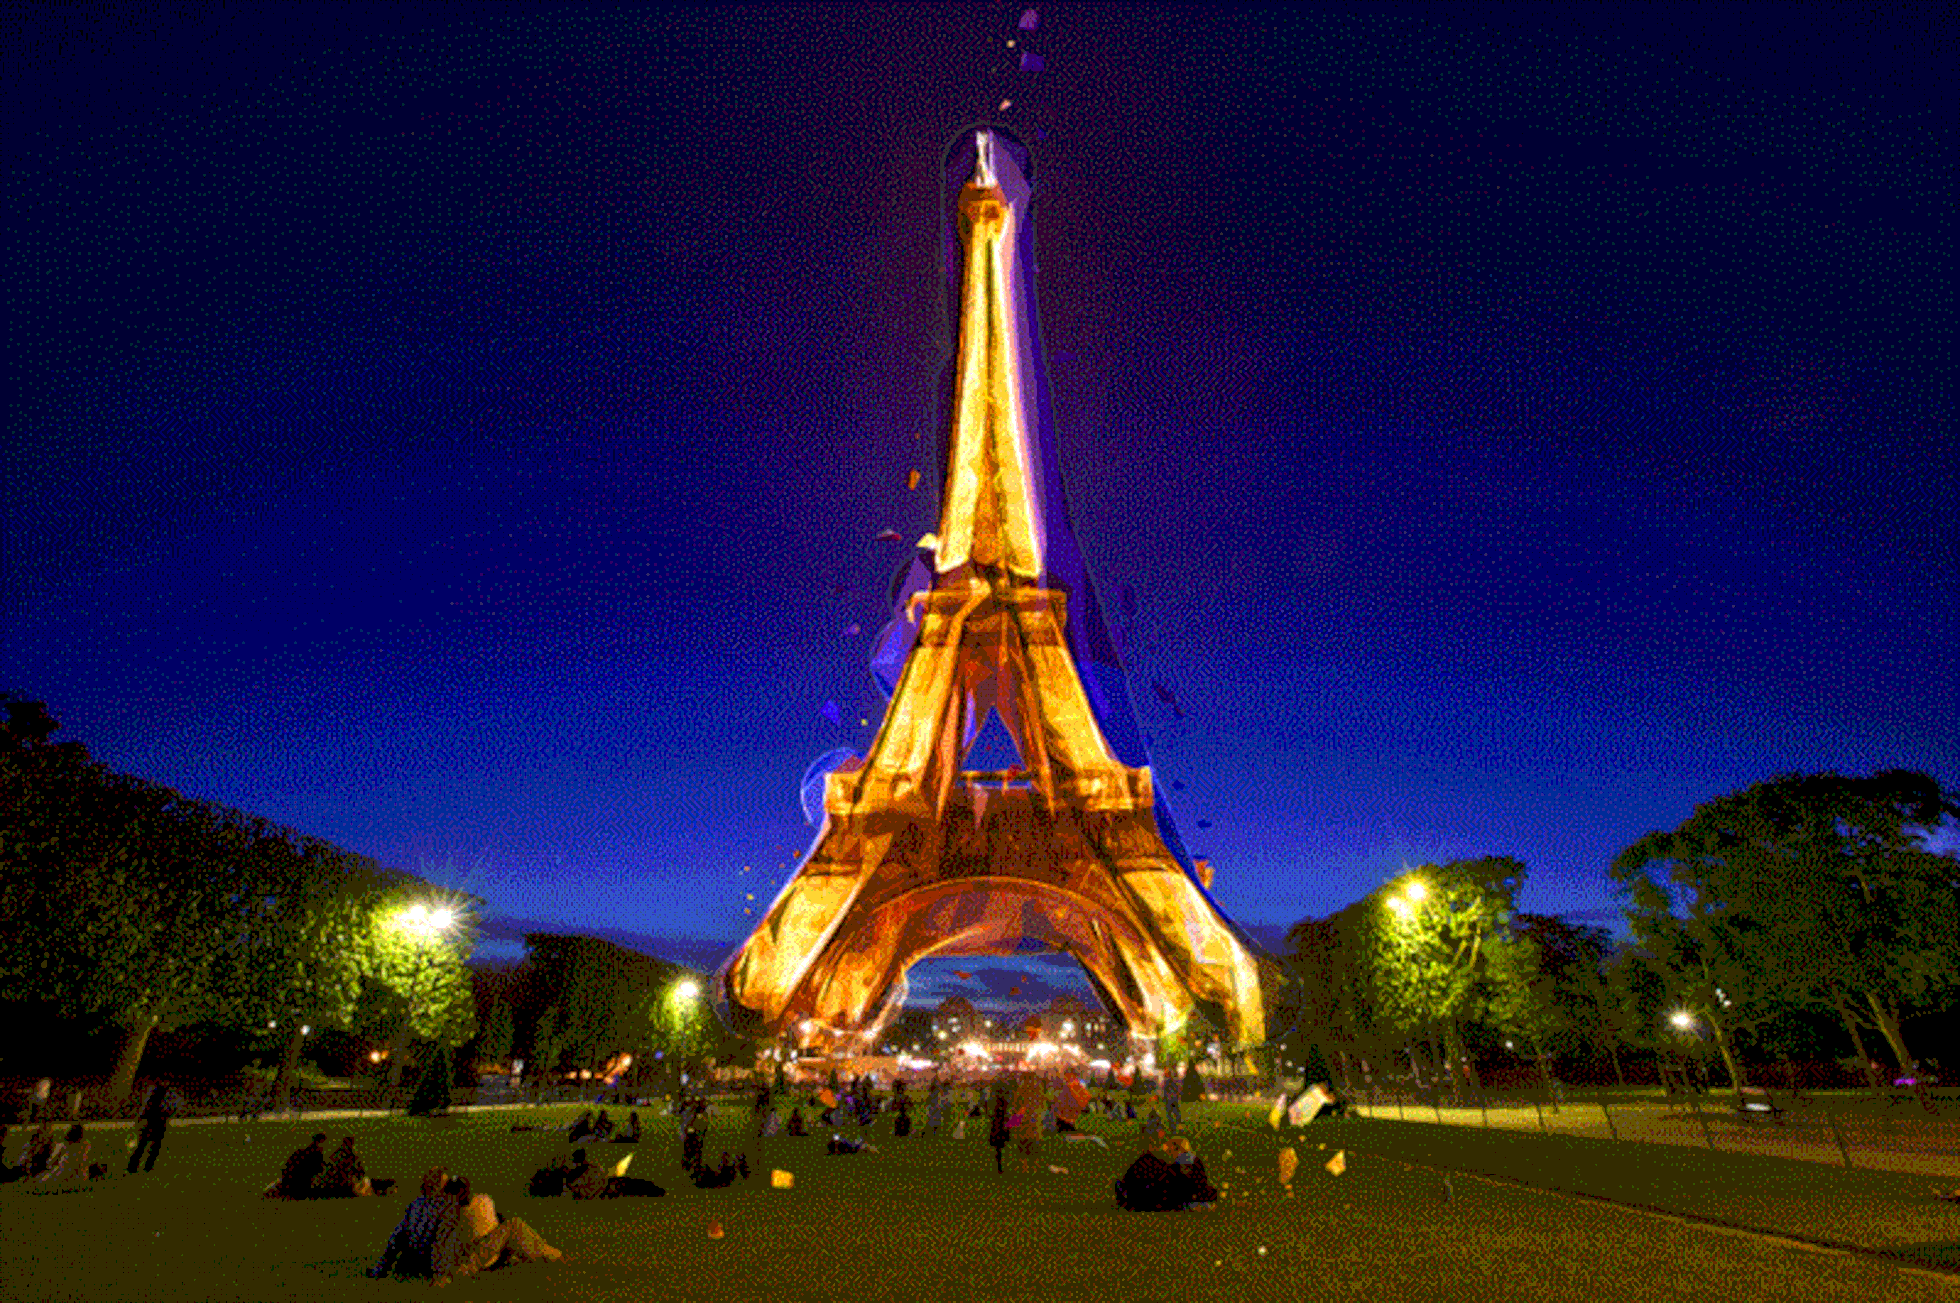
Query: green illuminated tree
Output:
[[369, 896, 477, 1092], [523, 933, 685, 1081], [642, 974, 715, 1088], [1491, 914, 1618, 1086], [0, 730, 251, 1103], [1611, 837, 1785, 1093], [207, 834, 411, 1111], [0, 696, 472, 1105], [1615, 771, 1958, 1084], [1367, 856, 1530, 1102]]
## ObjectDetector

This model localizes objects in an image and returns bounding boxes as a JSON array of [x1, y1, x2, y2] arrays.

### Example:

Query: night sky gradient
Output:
[[6, 4, 1953, 1010]]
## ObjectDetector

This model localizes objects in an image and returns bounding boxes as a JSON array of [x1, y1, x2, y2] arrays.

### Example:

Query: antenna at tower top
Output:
[[971, 129, 998, 188]]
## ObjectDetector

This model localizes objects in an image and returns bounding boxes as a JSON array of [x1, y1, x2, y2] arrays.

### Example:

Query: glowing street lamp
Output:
[[385, 899, 463, 1094], [398, 902, 457, 937], [1669, 1010, 1696, 1032]]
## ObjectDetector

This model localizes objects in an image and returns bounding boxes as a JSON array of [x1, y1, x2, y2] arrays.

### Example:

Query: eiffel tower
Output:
[[717, 129, 1270, 1055]]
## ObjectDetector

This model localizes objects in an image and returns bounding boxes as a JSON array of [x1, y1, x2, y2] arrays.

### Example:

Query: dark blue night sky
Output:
[[6, 5, 1953, 1005]]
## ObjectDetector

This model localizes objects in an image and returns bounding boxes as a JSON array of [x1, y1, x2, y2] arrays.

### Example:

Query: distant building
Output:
[[1039, 994, 1119, 1051], [931, 996, 980, 1045]]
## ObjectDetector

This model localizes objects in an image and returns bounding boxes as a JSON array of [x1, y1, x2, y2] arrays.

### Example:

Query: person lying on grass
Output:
[[368, 1167, 455, 1280], [526, 1152, 577, 1197], [564, 1148, 667, 1199], [263, 1133, 329, 1199], [429, 1173, 563, 1287]]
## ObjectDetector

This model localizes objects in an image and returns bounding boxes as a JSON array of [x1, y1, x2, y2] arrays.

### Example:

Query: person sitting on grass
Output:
[[565, 1110, 596, 1142], [1138, 1109, 1164, 1152], [368, 1167, 456, 1280], [314, 1135, 396, 1197], [1114, 1136, 1215, 1212], [565, 1148, 667, 1199], [1162, 1137, 1219, 1210], [263, 1133, 328, 1199], [1114, 1143, 1181, 1211], [32, 1124, 98, 1190], [825, 1134, 875, 1156], [611, 1110, 641, 1143], [591, 1109, 615, 1142], [430, 1174, 563, 1286], [20, 1122, 57, 1179], [785, 1106, 808, 1137]]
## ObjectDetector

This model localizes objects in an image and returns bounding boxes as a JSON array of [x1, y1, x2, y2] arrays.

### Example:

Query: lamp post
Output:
[[1668, 1010, 1708, 1097], [666, 978, 704, 1101], [384, 903, 458, 1098], [1385, 878, 1444, 1098]]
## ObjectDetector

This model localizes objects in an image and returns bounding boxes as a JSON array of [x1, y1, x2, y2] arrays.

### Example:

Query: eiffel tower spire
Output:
[[934, 129, 1046, 581]]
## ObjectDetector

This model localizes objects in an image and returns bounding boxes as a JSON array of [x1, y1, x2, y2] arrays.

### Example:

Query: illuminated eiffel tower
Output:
[[717, 129, 1269, 1055]]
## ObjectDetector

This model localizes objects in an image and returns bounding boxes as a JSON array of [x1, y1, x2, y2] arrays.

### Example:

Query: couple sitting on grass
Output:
[[369, 1167, 563, 1285], [1114, 1134, 1220, 1212], [565, 1108, 640, 1143], [263, 1135, 398, 1199]]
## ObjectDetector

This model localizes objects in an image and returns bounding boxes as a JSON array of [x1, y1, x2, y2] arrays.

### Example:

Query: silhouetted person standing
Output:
[[128, 1083, 175, 1174], [987, 1082, 1010, 1174]]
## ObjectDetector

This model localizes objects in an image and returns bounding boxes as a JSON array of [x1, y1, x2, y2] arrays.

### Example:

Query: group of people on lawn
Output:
[[263, 1133, 400, 1199], [3, 1066, 1318, 1288], [0, 1082, 181, 1190], [0, 1122, 106, 1188]]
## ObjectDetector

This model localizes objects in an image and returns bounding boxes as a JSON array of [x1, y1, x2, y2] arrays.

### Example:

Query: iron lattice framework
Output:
[[717, 130, 1270, 1055]]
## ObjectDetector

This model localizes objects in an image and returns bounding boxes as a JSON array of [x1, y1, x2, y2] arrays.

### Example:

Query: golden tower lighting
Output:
[[716, 129, 1271, 1054]]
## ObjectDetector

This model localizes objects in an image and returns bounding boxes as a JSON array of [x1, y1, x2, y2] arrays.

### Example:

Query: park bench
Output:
[[1731, 1086, 1786, 1124]]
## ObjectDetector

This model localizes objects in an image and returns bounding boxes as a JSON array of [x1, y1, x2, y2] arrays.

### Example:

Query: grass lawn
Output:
[[2, 1101, 1954, 1303]]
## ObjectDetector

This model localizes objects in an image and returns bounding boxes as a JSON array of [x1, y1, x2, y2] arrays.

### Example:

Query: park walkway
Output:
[[1353, 1094, 1960, 1178]]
